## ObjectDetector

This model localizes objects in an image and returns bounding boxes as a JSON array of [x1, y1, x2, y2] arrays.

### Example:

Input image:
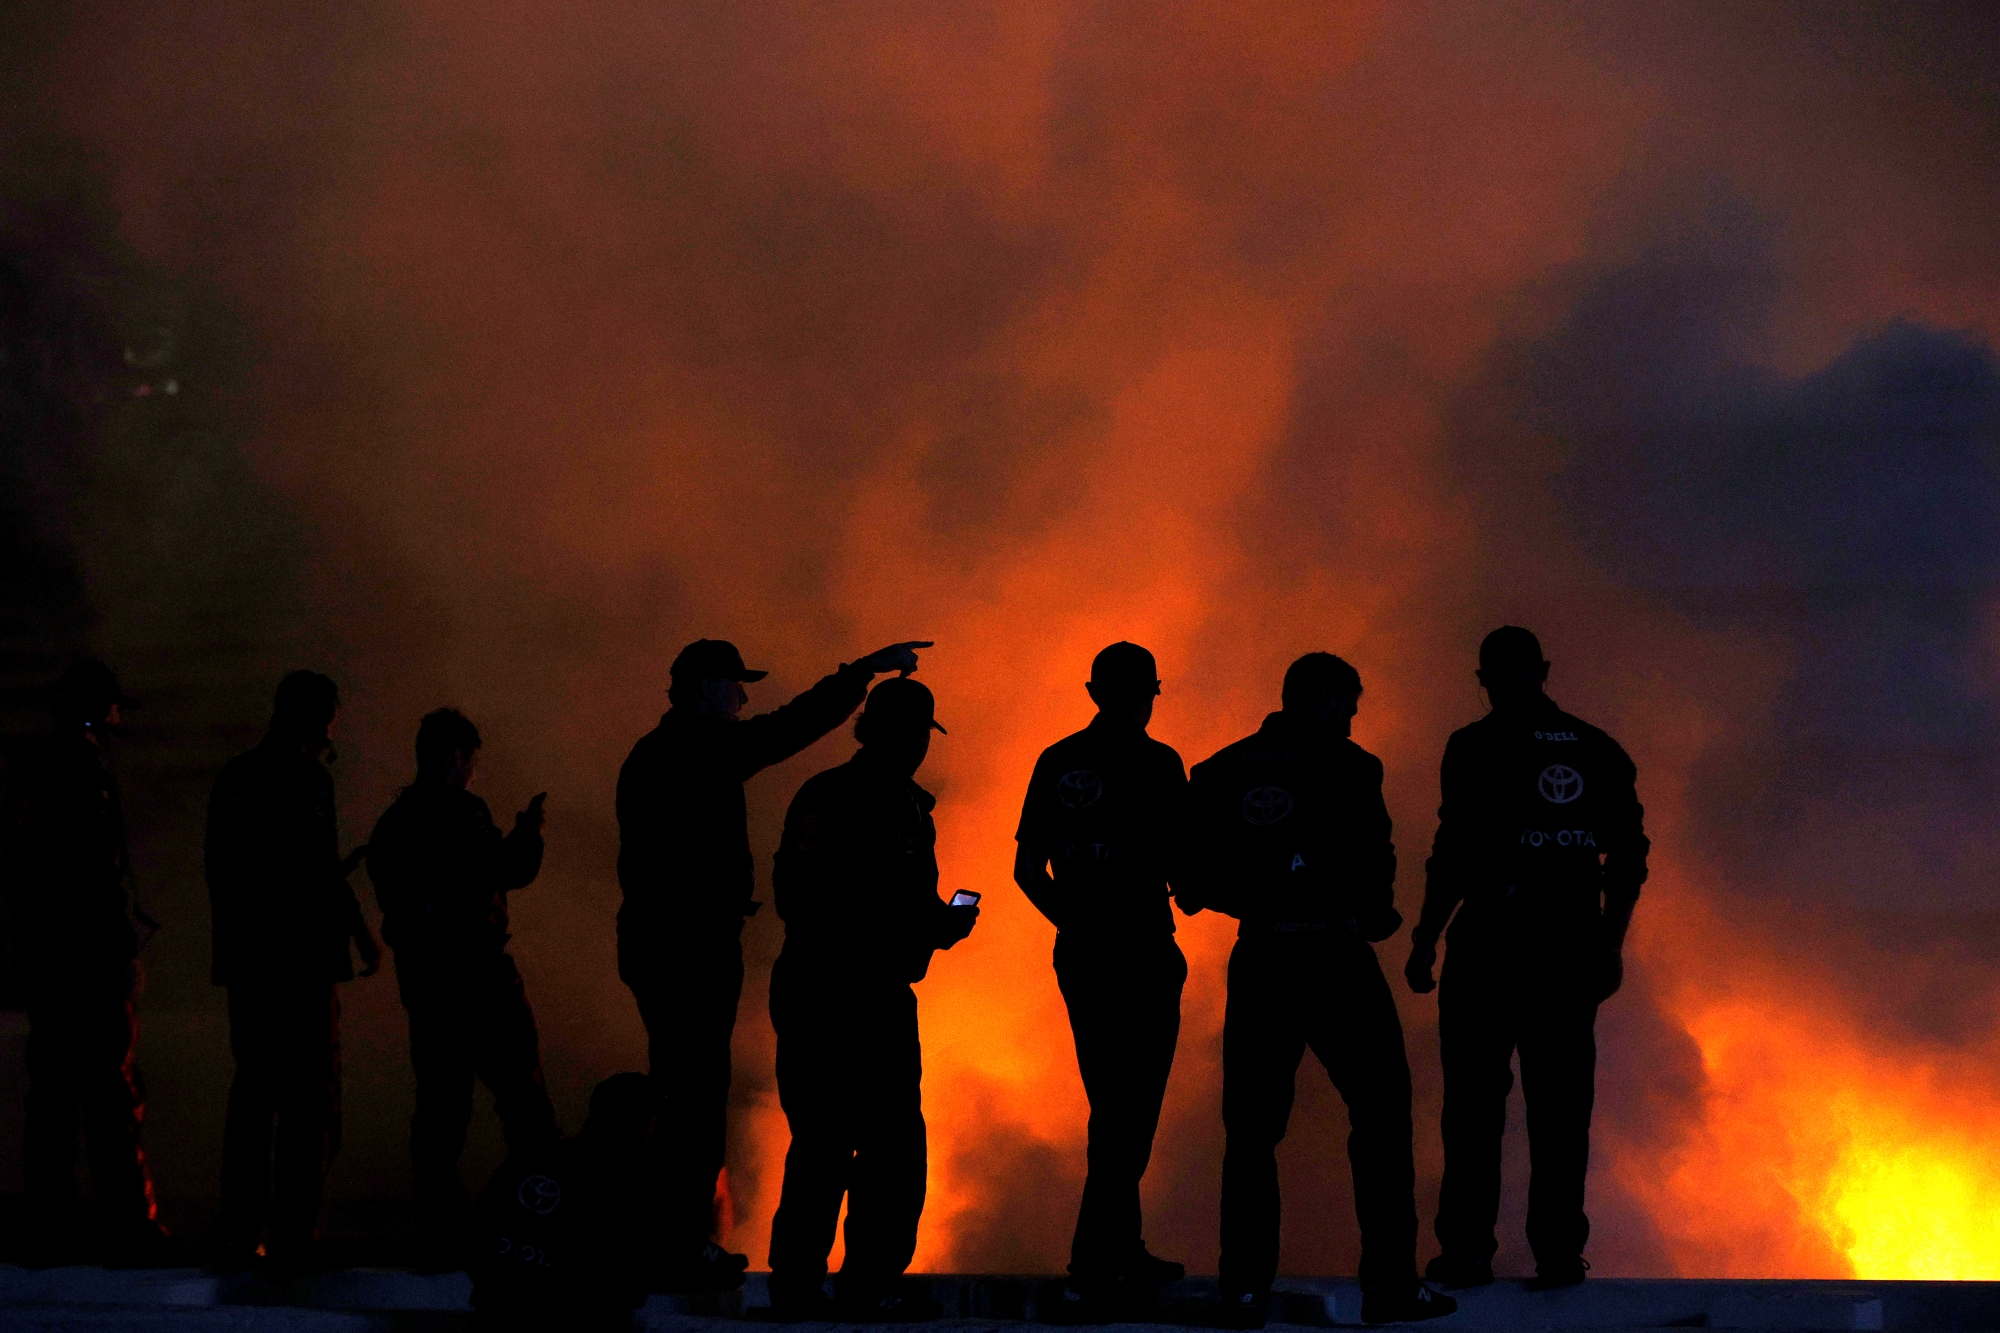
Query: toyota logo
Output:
[[1056, 770, 1104, 810], [1538, 765, 1584, 805], [1241, 786, 1295, 826], [518, 1174, 563, 1215]]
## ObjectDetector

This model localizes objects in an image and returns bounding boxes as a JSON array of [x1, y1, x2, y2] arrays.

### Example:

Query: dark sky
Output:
[[5, 0, 2000, 1278]]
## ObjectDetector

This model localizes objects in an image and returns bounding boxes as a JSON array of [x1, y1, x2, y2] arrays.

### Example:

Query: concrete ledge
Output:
[[0, 1269, 1996, 1331]]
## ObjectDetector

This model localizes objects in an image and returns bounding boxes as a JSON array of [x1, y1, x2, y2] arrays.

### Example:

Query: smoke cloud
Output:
[[5, 0, 2000, 1279]]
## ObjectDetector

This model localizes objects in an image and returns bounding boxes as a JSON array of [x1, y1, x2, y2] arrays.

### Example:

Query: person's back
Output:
[[5, 727, 139, 981], [370, 779, 539, 989], [207, 738, 353, 986], [1405, 627, 1648, 1293], [1187, 654, 1450, 1328]]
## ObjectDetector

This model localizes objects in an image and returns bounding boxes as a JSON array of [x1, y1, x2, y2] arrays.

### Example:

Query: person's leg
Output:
[[1056, 934, 1186, 1282], [216, 985, 281, 1259], [76, 974, 163, 1246], [471, 961, 561, 1159], [1432, 950, 1517, 1268], [407, 999, 477, 1236], [1520, 982, 1598, 1274], [624, 928, 745, 1257], [1218, 940, 1305, 1300], [837, 984, 927, 1302], [1307, 941, 1419, 1298], [766, 957, 853, 1304], [22, 996, 83, 1240], [268, 985, 341, 1263]]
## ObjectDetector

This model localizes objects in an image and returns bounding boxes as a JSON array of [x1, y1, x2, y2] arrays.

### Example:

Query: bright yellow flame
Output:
[[1654, 995, 2000, 1279]]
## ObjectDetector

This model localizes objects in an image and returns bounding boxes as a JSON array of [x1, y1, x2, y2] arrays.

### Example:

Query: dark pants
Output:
[[766, 953, 926, 1300], [1053, 932, 1186, 1279], [1434, 945, 1598, 1269], [23, 969, 161, 1238], [619, 922, 744, 1253], [216, 982, 341, 1259], [1220, 933, 1416, 1297], [402, 956, 559, 1228]]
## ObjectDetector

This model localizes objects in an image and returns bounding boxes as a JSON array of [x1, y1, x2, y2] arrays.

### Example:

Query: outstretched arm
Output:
[[734, 641, 936, 778]]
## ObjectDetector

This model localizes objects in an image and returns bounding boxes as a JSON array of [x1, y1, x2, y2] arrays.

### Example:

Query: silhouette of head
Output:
[[582, 1072, 655, 1151], [669, 639, 766, 719], [1085, 641, 1160, 727], [415, 707, 482, 786], [1281, 652, 1362, 732], [1476, 626, 1550, 709], [271, 670, 340, 756], [53, 660, 137, 729], [855, 677, 943, 776]]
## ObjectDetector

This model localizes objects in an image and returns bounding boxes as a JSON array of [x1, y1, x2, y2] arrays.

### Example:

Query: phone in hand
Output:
[[949, 890, 981, 908]]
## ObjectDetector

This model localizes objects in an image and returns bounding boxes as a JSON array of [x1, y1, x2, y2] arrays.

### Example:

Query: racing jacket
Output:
[[1416, 696, 1648, 948], [1188, 711, 1400, 940]]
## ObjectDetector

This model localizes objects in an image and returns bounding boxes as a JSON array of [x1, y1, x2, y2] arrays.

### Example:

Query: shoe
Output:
[[764, 1282, 836, 1322], [835, 1285, 944, 1322], [1360, 1281, 1458, 1324], [1217, 1288, 1268, 1329], [1423, 1254, 1494, 1288], [1126, 1249, 1186, 1288], [658, 1241, 750, 1292], [1524, 1257, 1589, 1290]]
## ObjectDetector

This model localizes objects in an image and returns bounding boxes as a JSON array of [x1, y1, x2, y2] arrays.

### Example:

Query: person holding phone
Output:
[[764, 678, 976, 1321], [367, 707, 557, 1269], [1013, 642, 1192, 1313], [1188, 654, 1451, 1327]]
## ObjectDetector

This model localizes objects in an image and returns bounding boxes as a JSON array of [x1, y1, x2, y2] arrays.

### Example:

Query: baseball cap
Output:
[[1089, 641, 1161, 696], [670, 639, 769, 683], [862, 676, 946, 734]]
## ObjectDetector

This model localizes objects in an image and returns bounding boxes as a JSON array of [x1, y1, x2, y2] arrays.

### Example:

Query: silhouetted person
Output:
[[0, 662, 176, 1267], [471, 1072, 658, 1332], [1405, 627, 1648, 1289], [1013, 642, 1189, 1309], [205, 670, 382, 1272], [368, 708, 557, 1267], [614, 636, 931, 1289], [764, 678, 976, 1322], [1189, 654, 1453, 1327]]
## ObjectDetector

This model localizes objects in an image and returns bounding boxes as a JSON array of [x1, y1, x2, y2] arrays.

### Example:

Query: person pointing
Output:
[[614, 637, 934, 1290]]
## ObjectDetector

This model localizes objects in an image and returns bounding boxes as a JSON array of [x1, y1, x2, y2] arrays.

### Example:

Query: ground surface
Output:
[[0, 1269, 1993, 1331]]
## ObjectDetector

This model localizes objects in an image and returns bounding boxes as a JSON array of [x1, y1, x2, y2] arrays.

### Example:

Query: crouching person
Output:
[[471, 1073, 656, 1332], [764, 679, 978, 1322]]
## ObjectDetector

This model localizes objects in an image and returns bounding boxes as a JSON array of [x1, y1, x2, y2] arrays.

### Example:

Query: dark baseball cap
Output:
[[670, 639, 768, 683], [1090, 641, 1161, 696], [862, 676, 946, 734], [54, 660, 139, 715]]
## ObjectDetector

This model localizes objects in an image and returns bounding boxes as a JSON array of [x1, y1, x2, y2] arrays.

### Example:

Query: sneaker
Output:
[[1126, 1249, 1187, 1288], [1423, 1254, 1494, 1289], [835, 1286, 944, 1322], [1524, 1257, 1589, 1290], [1218, 1288, 1268, 1329], [1360, 1281, 1458, 1324], [658, 1241, 751, 1292]]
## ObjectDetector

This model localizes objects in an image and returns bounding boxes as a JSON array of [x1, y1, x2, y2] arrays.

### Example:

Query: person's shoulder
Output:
[[790, 761, 856, 807], [1192, 729, 1263, 777], [1338, 737, 1386, 779], [1559, 710, 1634, 767], [1139, 732, 1185, 769], [909, 779, 937, 814], [1037, 725, 1096, 764]]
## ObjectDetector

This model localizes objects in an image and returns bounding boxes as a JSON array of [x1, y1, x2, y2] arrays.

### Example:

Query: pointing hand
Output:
[[859, 641, 934, 678]]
